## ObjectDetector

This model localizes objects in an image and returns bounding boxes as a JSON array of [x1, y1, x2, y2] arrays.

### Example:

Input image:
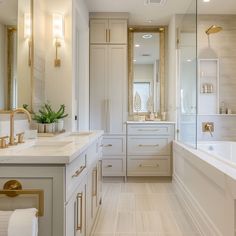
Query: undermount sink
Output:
[[31, 141, 72, 149]]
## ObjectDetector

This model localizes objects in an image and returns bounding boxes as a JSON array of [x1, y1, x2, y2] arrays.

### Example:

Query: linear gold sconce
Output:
[[52, 13, 64, 67], [24, 13, 32, 66]]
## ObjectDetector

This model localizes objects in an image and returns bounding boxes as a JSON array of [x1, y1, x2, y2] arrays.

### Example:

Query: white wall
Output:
[[167, 15, 177, 122], [73, 0, 89, 131], [44, 0, 73, 131], [0, 23, 6, 109]]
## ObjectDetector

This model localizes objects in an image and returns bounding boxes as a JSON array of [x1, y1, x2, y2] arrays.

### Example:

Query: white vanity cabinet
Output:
[[0, 134, 103, 236], [127, 122, 175, 177], [90, 19, 127, 44]]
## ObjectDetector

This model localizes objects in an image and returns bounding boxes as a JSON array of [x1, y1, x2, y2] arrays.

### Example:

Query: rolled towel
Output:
[[0, 211, 13, 236], [8, 208, 38, 236]]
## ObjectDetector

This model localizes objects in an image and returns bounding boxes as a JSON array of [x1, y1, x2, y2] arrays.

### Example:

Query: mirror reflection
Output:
[[0, 0, 32, 111], [128, 27, 165, 118]]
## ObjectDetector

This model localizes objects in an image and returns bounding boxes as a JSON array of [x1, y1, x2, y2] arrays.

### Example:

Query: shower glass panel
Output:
[[177, 0, 197, 148]]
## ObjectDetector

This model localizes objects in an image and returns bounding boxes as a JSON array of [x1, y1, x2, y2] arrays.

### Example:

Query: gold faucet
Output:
[[202, 122, 214, 137], [9, 108, 32, 145]]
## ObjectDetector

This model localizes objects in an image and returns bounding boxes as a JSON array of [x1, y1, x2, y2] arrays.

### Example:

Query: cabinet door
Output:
[[108, 45, 127, 134], [90, 45, 108, 131], [66, 182, 86, 236], [90, 19, 109, 44], [109, 19, 127, 44]]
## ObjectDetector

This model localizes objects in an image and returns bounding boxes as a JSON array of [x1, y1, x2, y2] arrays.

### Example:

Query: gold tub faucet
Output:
[[9, 108, 32, 145]]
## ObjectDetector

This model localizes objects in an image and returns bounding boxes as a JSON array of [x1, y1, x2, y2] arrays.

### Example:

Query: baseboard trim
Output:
[[173, 173, 222, 236]]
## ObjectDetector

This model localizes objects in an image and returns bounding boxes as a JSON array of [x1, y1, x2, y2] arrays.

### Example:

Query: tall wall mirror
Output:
[[0, 0, 33, 111], [128, 27, 165, 118]]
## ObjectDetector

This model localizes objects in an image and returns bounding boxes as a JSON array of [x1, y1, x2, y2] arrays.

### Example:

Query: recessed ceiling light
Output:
[[135, 44, 140, 47], [146, 20, 152, 23], [187, 59, 192, 62], [142, 34, 153, 39], [203, 0, 210, 2], [133, 59, 137, 62]]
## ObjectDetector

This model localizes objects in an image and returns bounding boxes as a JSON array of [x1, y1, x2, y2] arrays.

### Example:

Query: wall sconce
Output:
[[52, 13, 64, 67], [24, 13, 32, 66]]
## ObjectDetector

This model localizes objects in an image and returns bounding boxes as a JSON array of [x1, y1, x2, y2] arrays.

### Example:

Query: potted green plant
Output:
[[33, 103, 57, 133]]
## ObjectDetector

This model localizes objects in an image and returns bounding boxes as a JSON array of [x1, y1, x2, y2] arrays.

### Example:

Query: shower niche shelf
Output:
[[198, 58, 219, 114]]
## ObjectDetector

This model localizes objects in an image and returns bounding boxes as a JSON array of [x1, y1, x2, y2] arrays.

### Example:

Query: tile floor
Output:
[[92, 181, 201, 236]]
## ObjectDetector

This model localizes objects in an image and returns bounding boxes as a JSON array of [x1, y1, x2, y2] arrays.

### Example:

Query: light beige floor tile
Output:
[[118, 193, 135, 212], [135, 195, 153, 211], [93, 234, 114, 236], [136, 233, 158, 236], [121, 183, 150, 194], [135, 211, 160, 232], [115, 234, 136, 236], [148, 183, 176, 195], [94, 208, 117, 233], [116, 212, 135, 233]]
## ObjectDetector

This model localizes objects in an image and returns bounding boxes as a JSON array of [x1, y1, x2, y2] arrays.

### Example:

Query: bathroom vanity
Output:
[[127, 122, 175, 177], [0, 131, 103, 236]]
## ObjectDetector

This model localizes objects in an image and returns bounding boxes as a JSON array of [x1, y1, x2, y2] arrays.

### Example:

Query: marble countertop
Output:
[[0, 130, 103, 165], [126, 121, 176, 124]]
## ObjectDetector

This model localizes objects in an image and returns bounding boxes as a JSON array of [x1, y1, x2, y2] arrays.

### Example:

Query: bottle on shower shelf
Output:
[[220, 101, 226, 114]]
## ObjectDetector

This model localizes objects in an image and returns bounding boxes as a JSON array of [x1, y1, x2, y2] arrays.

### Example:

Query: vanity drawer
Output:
[[127, 136, 172, 155], [127, 159, 170, 176], [66, 152, 87, 200], [102, 158, 126, 176], [127, 124, 174, 136], [102, 136, 126, 156]]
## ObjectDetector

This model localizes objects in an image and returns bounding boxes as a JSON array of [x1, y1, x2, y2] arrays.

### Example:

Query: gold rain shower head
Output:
[[205, 25, 223, 35]]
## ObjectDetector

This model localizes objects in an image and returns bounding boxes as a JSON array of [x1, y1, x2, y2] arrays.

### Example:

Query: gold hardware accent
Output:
[[92, 168, 97, 197], [106, 29, 108, 42], [139, 164, 159, 168], [72, 165, 86, 178], [16, 132, 25, 144], [106, 165, 112, 168], [138, 129, 160, 132], [54, 40, 61, 67], [138, 144, 159, 147], [108, 29, 111, 42], [104, 144, 112, 147], [76, 193, 83, 231], [9, 108, 32, 146], [28, 39, 32, 66], [0, 136, 9, 149], [202, 122, 214, 137], [0, 180, 44, 217]]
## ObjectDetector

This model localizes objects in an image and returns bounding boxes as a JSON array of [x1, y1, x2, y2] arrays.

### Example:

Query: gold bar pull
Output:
[[72, 165, 86, 178], [76, 193, 83, 231], [106, 165, 112, 168], [138, 144, 159, 147], [104, 144, 112, 147], [106, 29, 108, 42], [92, 168, 97, 197], [109, 29, 111, 42], [139, 164, 159, 168]]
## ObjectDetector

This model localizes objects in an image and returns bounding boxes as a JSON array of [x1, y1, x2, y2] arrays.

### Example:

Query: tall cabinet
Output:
[[90, 14, 128, 178]]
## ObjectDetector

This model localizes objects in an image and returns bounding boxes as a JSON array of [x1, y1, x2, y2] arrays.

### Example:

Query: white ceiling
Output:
[[0, 0, 18, 25], [86, 0, 236, 25]]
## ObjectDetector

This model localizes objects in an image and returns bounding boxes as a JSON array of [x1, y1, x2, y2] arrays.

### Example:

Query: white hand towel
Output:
[[8, 208, 38, 236], [0, 211, 13, 236]]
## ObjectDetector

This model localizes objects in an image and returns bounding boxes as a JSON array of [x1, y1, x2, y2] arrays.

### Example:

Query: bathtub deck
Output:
[[92, 182, 201, 236]]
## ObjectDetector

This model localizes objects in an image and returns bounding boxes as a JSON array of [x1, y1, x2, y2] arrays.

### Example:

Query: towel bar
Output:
[[0, 180, 44, 217]]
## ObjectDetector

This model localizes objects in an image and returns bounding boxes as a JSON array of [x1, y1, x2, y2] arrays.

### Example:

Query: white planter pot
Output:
[[38, 123, 45, 133], [57, 119, 64, 132], [45, 123, 54, 133]]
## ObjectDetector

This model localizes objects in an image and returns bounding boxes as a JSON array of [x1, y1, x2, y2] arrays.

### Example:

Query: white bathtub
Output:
[[197, 141, 236, 168], [173, 141, 236, 236]]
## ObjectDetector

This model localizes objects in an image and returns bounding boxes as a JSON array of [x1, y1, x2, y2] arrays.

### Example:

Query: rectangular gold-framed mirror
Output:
[[128, 26, 165, 118], [0, 0, 34, 112]]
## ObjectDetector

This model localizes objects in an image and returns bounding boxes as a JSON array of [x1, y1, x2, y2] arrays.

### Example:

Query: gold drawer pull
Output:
[[92, 168, 97, 197], [76, 193, 83, 231], [72, 165, 86, 178], [103, 144, 113, 147], [138, 129, 160, 132], [106, 165, 112, 168], [139, 164, 159, 168], [138, 144, 159, 147]]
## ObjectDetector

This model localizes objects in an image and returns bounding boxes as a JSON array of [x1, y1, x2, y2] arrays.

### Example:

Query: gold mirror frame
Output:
[[3, 0, 34, 113], [128, 26, 166, 116]]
